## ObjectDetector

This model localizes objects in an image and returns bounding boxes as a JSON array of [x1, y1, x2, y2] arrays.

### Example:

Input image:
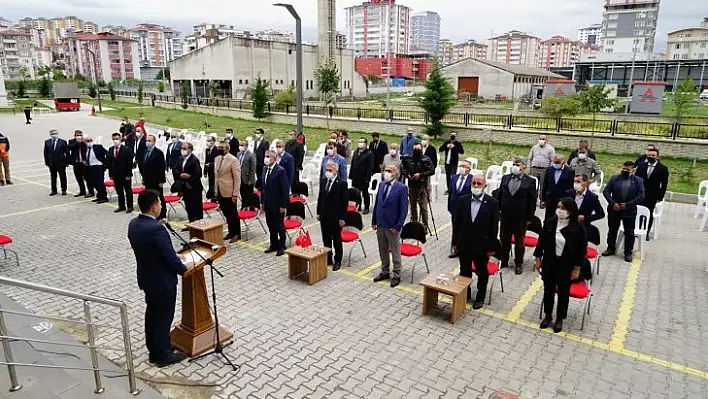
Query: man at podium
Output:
[[128, 190, 188, 367]]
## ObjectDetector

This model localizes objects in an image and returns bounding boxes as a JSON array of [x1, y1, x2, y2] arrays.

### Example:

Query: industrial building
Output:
[[440, 58, 564, 100]]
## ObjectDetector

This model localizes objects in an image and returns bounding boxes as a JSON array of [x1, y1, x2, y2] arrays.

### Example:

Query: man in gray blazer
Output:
[[238, 139, 257, 204]]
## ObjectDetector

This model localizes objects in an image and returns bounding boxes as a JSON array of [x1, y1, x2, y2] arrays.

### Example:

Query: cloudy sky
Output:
[[2, 0, 704, 51]]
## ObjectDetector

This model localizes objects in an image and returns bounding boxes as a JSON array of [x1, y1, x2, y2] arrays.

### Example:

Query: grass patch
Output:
[[100, 105, 707, 194], [0, 98, 52, 113]]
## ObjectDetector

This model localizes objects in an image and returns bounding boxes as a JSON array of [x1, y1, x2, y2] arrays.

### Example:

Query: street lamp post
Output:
[[84, 46, 102, 112], [274, 3, 303, 137]]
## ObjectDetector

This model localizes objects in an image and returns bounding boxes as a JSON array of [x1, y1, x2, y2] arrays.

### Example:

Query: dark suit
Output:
[[448, 173, 472, 250], [127, 214, 187, 363], [635, 160, 669, 235], [177, 155, 203, 222], [277, 151, 295, 189], [228, 137, 240, 157], [534, 217, 587, 320], [44, 137, 70, 194], [438, 140, 464, 191], [204, 147, 218, 200], [107, 144, 134, 210], [541, 166, 575, 221], [350, 149, 375, 211], [285, 139, 305, 191], [317, 177, 349, 265], [603, 174, 645, 255], [165, 140, 183, 182], [68, 139, 89, 195], [369, 139, 389, 172], [142, 147, 167, 219], [253, 138, 269, 188], [453, 194, 500, 302], [568, 147, 596, 163], [128, 136, 147, 174], [261, 164, 290, 250], [565, 189, 605, 225], [423, 145, 437, 167], [494, 174, 538, 268], [85, 144, 108, 201]]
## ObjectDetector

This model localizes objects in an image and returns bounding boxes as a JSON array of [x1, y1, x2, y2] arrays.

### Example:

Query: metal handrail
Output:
[[0, 276, 138, 395]]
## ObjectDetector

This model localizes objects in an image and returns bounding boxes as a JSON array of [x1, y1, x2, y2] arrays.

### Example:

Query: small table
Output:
[[419, 275, 472, 324], [186, 219, 225, 246], [285, 247, 331, 285]]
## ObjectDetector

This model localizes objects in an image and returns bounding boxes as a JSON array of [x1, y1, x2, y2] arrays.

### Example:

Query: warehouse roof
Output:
[[442, 58, 565, 79]]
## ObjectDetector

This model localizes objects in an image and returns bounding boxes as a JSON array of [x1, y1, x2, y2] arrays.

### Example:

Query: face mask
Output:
[[574, 182, 583, 192], [457, 167, 468, 175], [621, 170, 630, 177], [647, 156, 657, 164], [511, 165, 522, 175], [136, 132, 143, 138], [325, 171, 335, 180], [538, 139, 546, 146], [329, 139, 337, 143], [358, 143, 365, 149], [85, 142, 93, 146], [206, 141, 214, 148], [277, 147, 284, 154], [255, 134, 263, 139], [213, 148, 223, 156], [389, 150, 397, 156], [145, 141, 154, 150], [471, 187, 483, 196], [450, 136, 456, 141], [239, 146, 246, 152], [50, 134, 58, 139], [407, 131, 413, 136], [421, 140, 428, 146], [383, 172, 394, 182], [578, 153, 587, 160], [113, 139, 121, 146], [226, 133, 233, 138], [181, 150, 189, 157], [327, 149, 335, 156], [264, 157, 272, 166], [556, 209, 570, 220], [552, 163, 562, 170]]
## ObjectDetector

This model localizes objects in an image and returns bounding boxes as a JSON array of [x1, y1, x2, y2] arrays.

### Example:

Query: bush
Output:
[[274, 85, 296, 107], [540, 94, 582, 119]]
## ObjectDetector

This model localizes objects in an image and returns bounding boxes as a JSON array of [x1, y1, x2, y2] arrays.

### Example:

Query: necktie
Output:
[[265, 167, 271, 186], [457, 176, 464, 193], [648, 165, 654, 178], [374, 142, 378, 151], [114, 146, 119, 159], [383, 183, 391, 201], [145, 149, 152, 164], [326, 180, 333, 193], [53, 139, 57, 151]]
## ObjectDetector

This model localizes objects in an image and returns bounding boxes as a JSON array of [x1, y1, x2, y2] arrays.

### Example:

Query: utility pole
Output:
[[84, 46, 102, 112], [624, 50, 636, 114], [385, 1, 392, 112], [275, 3, 304, 137]]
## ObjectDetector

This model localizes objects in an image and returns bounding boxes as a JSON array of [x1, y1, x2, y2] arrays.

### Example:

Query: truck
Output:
[[53, 82, 81, 112]]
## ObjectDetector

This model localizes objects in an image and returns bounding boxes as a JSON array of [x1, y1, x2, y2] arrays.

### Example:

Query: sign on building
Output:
[[545, 80, 576, 97], [588, 80, 619, 112], [630, 81, 666, 115]]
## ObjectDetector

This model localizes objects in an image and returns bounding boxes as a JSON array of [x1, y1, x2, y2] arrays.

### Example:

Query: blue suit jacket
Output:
[[448, 173, 472, 213], [165, 140, 183, 170], [44, 138, 70, 168], [278, 151, 295, 188], [319, 154, 348, 181], [260, 164, 290, 212], [399, 135, 419, 156], [372, 180, 409, 231], [565, 189, 605, 224], [603, 174, 645, 215], [127, 214, 187, 292]]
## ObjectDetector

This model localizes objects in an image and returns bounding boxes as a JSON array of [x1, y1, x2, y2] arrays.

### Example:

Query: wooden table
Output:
[[419, 275, 472, 324], [186, 219, 225, 246], [285, 247, 331, 285]]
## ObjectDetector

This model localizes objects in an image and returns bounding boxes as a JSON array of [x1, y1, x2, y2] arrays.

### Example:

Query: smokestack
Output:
[[317, 0, 335, 59]]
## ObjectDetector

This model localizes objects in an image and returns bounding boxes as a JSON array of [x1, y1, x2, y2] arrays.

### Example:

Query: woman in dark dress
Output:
[[534, 197, 588, 333]]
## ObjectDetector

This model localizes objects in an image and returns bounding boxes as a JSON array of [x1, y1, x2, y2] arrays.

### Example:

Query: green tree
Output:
[[157, 80, 165, 93], [88, 84, 97, 99], [108, 82, 116, 101], [156, 68, 170, 81], [180, 83, 190, 110], [366, 74, 382, 85], [315, 58, 340, 106], [274, 85, 296, 108], [18, 66, 31, 82], [251, 75, 270, 119], [577, 83, 617, 146], [416, 64, 457, 138], [540, 94, 582, 119], [667, 77, 699, 123], [39, 77, 51, 98], [137, 80, 144, 105], [16, 80, 26, 98]]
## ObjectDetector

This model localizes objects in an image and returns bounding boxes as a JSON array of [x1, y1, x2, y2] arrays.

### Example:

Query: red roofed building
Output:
[[0, 30, 35, 80], [64, 31, 141, 82], [355, 55, 434, 81]]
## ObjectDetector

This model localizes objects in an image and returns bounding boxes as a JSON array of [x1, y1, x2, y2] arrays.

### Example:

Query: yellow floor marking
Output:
[[609, 252, 642, 350], [505, 277, 544, 322], [0, 198, 95, 219]]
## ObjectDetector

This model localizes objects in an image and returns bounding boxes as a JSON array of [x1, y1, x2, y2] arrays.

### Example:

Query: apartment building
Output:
[[451, 39, 487, 63], [411, 11, 441, 56], [439, 39, 453, 65], [578, 24, 602, 45], [129, 24, 183, 68], [100, 25, 130, 38], [345, 0, 411, 58], [0, 17, 11, 30], [666, 18, 708, 60], [539, 36, 582, 68], [64, 32, 141, 82], [600, 0, 660, 53], [487, 30, 542, 67], [0, 30, 36, 80]]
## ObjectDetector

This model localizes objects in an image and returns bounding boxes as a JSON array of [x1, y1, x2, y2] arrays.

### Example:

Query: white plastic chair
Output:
[[501, 161, 514, 175], [369, 173, 381, 205], [695, 180, 708, 218], [464, 157, 479, 170], [430, 166, 443, 201], [485, 165, 503, 194], [299, 163, 315, 193], [589, 171, 605, 196], [95, 136, 103, 145], [652, 201, 664, 239], [617, 205, 650, 259], [699, 202, 708, 232], [315, 143, 327, 157], [528, 175, 539, 192]]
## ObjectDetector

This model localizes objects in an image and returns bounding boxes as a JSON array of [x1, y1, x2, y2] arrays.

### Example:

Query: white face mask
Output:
[[327, 149, 335, 156], [457, 167, 468, 176], [136, 132, 143, 138], [511, 165, 522, 175], [264, 157, 272, 166], [255, 134, 263, 139], [277, 147, 284, 154], [239, 146, 246, 152], [113, 139, 121, 146], [50, 134, 58, 139], [422, 140, 429, 146], [226, 133, 233, 138], [538, 139, 546, 146], [383, 171, 394, 182], [325, 171, 336, 180], [556, 209, 570, 220], [206, 141, 214, 148], [574, 182, 584, 192], [358, 142, 365, 149], [578, 153, 587, 160], [471, 187, 483, 196], [181, 150, 189, 157], [389, 150, 397, 157]]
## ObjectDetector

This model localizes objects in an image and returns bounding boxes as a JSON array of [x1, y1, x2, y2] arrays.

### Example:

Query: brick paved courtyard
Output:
[[0, 111, 707, 398]]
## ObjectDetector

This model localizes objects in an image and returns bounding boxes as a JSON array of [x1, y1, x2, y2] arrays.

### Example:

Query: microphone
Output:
[[160, 219, 174, 232]]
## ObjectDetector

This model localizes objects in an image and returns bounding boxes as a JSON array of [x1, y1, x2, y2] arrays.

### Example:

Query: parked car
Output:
[[700, 89, 708, 101]]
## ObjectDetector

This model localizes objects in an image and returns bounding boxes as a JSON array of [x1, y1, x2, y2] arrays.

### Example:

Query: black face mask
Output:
[[621, 170, 631, 177], [413, 149, 422, 158], [213, 149, 224, 156], [450, 136, 456, 141], [647, 157, 657, 164]]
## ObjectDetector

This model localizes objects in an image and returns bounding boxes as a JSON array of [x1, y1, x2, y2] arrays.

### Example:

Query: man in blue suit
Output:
[[274, 140, 295, 189], [165, 131, 183, 182], [372, 164, 409, 287], [141, 134, 168, 219], [541, 154, 575, 221], [83, 136, 109, 204], [602, 161, 645, 262], [43, 129, 70, 196], [127, 190, 188, 367], [566, 174, 604, 226], [399, 127, 419, 156], [261, 150, 290, 256], [319, 142, 348, 181], [448, 160, 472, 258]]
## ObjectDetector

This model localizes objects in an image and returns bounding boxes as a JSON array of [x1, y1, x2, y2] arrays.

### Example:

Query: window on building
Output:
[[672, 54, 680, 60], [239, 79, 243, 84], [683, 43, 690, 49], [699, 53, 705, 59], [245, 79, 249, 85], [701, 42, 707, 48]]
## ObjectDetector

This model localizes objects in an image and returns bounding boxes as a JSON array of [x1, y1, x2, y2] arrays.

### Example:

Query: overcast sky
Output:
[[2, 0, 704, 51]]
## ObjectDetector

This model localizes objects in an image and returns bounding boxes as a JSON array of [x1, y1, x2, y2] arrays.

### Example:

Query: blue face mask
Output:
[[145, 141, 154, 150], [552, 163, 562, 170]]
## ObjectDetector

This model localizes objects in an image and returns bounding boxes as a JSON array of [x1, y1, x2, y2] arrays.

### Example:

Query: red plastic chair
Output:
[[202, 201, 220, 218], [238, 193, 267, 239], [395, 222, 430, 283], [104, 180, 115, 201], [341, 211, 367, 267], [0, 234, 19, 267], [164, 194, 182, 220], [131, 186, 145, 195], [538, 280, 593, 330], [284, 202, 306, 246], [471, 259, 504, 305]]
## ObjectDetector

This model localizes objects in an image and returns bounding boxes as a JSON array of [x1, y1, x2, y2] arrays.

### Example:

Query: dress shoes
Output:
[[553, 319, 563, 333], [155, 351, 188, 368], [92, 198, 99, 202], [362, 209, 370, 215], [114, 208, 126, 213], [472, 301, 484, 310], [515, 266, 523, 275], [602, 249, 615, 257], [624, 253, 633, 263], [0, 181, 4, 186], [126, 208, 134, 214], [74, 193, 85, 197], [332, 262, 341, 271], [96, 199, 108, 204], [49, 192, 58, 196], [264, 247, 277, 254], [5, 180, 11, 185], [180, 227, 189, 232], [390, 276, 401, 288], [61, 191, 67, 195], [85, 193, 95, 198], [373, 273, 390, 283], [540, 315, 553, 329], [448, 251, 459, 259], [276, 249, 285, 256]]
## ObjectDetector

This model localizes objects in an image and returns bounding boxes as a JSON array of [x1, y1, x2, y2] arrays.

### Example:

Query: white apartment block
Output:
[[0, 17, 12, 30], [345, 0, 411, 58], [451, 40, 487, 63], [129, 24, 183, 68], [100, 25, 130, 38], [17, 16, 94, 44], [411, 11, 441, 56], [0, 30, 36, 80], [600, 0, 660, 53], [578, 24, 602, 45], [439, 39, 453, 65], [487, 30, 542, 68], [666, 18, 708, 60], [540, 36, 582, 68]]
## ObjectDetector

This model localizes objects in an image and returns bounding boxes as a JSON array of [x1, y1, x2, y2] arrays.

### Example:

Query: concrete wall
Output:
[[441, 59, 515, 99]]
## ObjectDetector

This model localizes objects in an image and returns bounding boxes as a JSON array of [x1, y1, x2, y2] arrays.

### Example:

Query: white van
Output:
[[700, 89, 708, 101]]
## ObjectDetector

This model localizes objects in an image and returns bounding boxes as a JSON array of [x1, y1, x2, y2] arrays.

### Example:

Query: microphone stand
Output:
[[162, 221, 240, 372]]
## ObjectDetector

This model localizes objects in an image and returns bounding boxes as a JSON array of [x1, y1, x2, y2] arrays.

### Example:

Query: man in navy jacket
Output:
[[43, 129, 70, 196], [448, 160, 472, 258], [127, 190, 188, 367], [274, 140, 295, 189], [372, 164, 409, 287], [566, 174, 605, 226], [602, 161, 645, 262], [541, 154, 574, 221], [261, 150, 290, 256]]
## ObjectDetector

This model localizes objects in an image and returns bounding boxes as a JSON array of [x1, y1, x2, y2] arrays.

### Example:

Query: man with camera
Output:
[[401, 143, 435, 232]]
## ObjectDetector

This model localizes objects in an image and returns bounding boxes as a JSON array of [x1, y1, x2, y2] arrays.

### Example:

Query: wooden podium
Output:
[[170, 239, 234, 357]]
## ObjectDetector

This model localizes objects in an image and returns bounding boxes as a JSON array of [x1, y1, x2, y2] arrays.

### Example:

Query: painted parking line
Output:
[[0, 198, 95, 219], [504, 277, 544, 322], [609, 253, 642, 350]]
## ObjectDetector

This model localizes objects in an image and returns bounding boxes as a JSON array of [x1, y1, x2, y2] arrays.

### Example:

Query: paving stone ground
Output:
[[0, 111, 707, 398]]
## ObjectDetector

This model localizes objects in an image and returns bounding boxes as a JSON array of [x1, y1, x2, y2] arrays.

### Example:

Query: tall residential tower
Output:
[[600, 0, 660, 53], [410, 11, 441, 56], [345, 0, 411, 58]]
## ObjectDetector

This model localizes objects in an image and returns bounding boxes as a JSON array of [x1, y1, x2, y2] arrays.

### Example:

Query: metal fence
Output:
[[114, 91, 708, 140]]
